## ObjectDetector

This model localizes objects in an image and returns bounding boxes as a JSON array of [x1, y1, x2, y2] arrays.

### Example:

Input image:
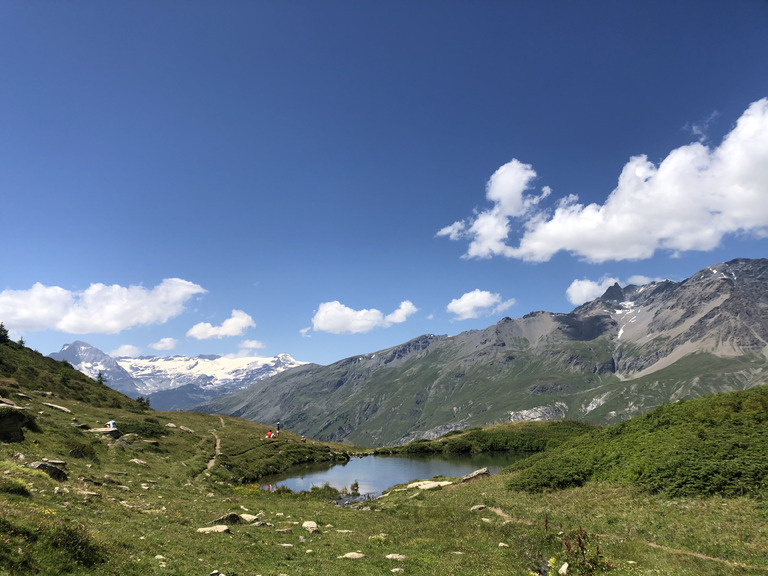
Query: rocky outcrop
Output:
[[0, 405, 33, 442], [27, 461, 68, 481], [460, 468, 490, 482]]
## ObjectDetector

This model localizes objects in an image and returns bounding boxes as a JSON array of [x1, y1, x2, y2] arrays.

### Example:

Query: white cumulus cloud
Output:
[[439, 98, 768, 263], [0, 278, 206, 334], [111, 344, 142, 357], [446, 289, 515, 320], [565, 277, 620, 306], [239, 339, 265, 350], [566, 274, 669, 306], [436, 159, 550, 259], [150, 337, 177, 351], [311, 300, 418, 334], [186, 309, 256, 340], [224, 340, 267, 359]]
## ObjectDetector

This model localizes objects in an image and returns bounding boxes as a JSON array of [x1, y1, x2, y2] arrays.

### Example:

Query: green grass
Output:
[[375, 419, 597, 455], [2, 341, 768, 574], [507, 386, 768, 498]]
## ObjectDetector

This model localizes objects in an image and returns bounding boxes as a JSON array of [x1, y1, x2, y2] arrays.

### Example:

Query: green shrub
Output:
[[508, 387, 768, 497], [508, 452, 596, 492], [302, 483, 341, 501], [402, 440, 440, 454], [443, 438, 473, 453], [67, 441, 97, 461], [118, 418, 167, 438]]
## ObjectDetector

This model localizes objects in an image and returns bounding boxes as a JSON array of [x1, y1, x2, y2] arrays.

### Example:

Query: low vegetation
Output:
[[506, 386, 768, 497], [1, 339, 767, 574], [375, 420, 596, 455]]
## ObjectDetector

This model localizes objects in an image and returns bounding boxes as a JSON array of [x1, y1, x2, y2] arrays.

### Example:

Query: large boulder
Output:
[[28, 461, 68, 481], [0, 405, 33, 442], [460, 467, 490, 483]]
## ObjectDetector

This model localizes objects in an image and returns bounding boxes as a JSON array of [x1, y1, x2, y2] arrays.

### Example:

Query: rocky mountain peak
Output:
[[599, 282, 625, 302], [194, 257, 768, 446]]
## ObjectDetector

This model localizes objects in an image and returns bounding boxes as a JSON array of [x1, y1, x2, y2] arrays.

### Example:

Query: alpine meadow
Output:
[[2, 2, 768, 575], [2, 257, 768, 575]]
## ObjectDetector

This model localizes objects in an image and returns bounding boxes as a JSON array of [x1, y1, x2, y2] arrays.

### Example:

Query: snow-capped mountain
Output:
[[49, 341, 142, 396], [49, 342, 306, 410], [117, 353, 306, 409]]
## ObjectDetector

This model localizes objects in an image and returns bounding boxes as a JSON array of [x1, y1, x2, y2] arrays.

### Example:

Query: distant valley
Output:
[[52, 258, 768, 447], [193, 258, 768, 446]]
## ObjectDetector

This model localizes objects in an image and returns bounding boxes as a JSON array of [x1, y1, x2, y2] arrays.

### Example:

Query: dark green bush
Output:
[[443, 438, 473, 453], [67, 441, 97, 461], [118, 418, 167, 438], [507, 452, 596, 492], [507, 387, 768, 497], [302, 483, 341, 500], [402, 441, 440, 454]]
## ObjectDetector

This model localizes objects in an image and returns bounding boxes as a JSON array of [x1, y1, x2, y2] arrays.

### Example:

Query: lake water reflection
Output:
[[260, 452, 526, 497]]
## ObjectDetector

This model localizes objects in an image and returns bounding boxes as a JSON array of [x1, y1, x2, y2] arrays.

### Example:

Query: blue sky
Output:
[[1, 1, 767, 366]]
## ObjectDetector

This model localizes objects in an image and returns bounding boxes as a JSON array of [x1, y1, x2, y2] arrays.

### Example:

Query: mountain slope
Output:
[[3, 335, 767, 575], [195, 258, 768, 446], [49, 340, 142, 396]]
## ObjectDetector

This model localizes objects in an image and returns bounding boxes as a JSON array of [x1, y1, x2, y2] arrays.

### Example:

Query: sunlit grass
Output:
[[2, 341, 768, 575]]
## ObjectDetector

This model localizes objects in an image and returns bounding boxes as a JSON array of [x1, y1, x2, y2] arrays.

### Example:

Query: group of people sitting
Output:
[[265, 422, 280, 439]]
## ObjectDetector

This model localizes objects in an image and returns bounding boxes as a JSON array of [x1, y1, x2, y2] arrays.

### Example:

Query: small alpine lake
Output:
[[259, 451, 527, 497]]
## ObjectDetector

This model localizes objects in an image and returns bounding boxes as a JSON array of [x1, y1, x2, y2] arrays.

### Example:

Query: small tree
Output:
[[96, 371, 108, 386], [136, 396, 151, 409], [0, 322, 9, 344]]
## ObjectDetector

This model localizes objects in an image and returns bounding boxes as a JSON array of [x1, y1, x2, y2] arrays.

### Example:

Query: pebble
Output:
[[338, 552, 365, 559]]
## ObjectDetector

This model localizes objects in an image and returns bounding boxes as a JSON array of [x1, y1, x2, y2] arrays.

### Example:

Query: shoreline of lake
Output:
[[259, 451, 527, 498]]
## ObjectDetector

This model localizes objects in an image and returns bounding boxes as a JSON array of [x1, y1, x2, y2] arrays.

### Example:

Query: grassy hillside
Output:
[[506, 385, 768, 498], [0, 339, 135, 408], [2, 341, 767, 575], [374, 420, 597, 456]]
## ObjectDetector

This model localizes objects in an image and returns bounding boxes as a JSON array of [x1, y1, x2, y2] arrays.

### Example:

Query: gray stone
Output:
[[28, 461, 68, 481], [460, 468, 490, 482], [212, 513, 242, 525], [42, 402, 72, 414]]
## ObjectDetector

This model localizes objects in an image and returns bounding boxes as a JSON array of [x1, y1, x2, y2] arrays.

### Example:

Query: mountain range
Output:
[[192, 258, 768, 446], [49, 342, 305, 410]]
